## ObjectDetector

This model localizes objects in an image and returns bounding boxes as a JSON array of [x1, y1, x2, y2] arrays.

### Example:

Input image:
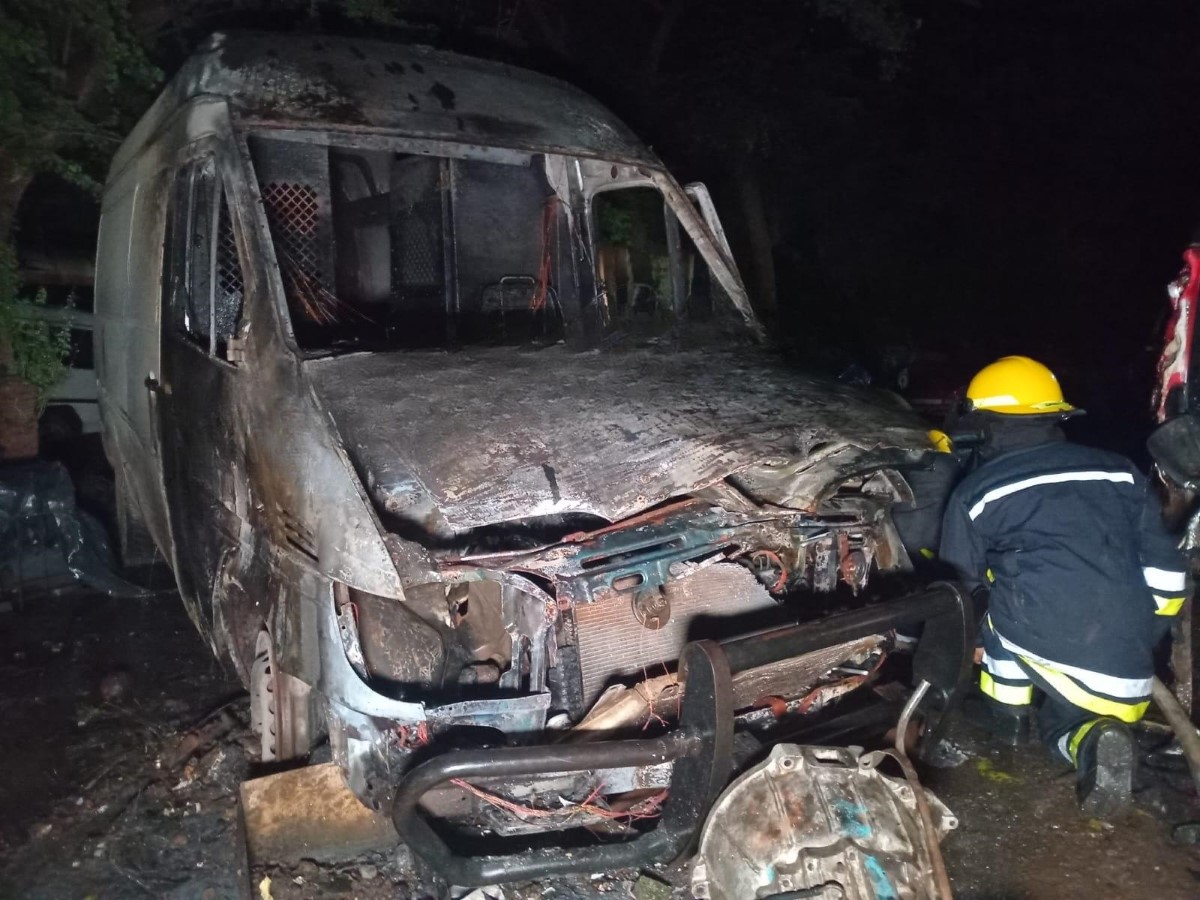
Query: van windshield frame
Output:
[[240, 129, 761, 355]]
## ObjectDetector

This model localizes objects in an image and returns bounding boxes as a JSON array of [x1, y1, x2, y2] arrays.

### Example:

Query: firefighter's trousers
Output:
[[978, 616, 1150, 765]]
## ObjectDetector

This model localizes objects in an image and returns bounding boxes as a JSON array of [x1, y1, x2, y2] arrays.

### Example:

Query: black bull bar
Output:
[[391, 582, 973, 886]]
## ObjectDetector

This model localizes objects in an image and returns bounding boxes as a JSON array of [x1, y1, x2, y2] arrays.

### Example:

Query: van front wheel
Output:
[[249, 628, 318, 762]]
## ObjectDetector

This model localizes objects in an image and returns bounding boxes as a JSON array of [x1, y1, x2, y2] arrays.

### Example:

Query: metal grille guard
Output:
[[391, 583, 972, 886]]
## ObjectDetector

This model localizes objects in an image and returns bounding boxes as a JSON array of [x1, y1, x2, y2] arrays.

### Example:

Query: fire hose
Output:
[[1150, 676, 1200, 799]]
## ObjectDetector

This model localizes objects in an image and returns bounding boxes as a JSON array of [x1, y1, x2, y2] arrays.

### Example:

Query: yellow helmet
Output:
[[966, 356, 1075, 416]]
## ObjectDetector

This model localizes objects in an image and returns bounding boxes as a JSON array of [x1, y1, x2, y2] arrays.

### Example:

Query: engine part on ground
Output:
[[240, 762, 398, 864], [574, 562, 780, 705], [1151, 675, 1200, 799], [690, 743, 957, 900]]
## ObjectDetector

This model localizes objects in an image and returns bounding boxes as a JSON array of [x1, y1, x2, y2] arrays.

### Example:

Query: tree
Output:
[[0, 0, 161, 241], [514, 0, 916, 320]]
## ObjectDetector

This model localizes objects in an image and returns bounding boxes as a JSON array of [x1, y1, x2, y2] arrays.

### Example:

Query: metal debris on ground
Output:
[[691, 743, 957, 900], [922, 738, 973, 769]]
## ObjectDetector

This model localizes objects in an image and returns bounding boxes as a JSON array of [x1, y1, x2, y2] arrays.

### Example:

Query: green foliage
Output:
[[597, 204, 634, 245], [0, 244, 71, 411], [596, 189, 666, 250], [0, 0, 162, 196]]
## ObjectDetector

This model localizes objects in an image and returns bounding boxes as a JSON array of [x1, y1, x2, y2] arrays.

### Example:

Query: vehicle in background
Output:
[[10, 301, 99, 439], [95, 32, 967, 887]]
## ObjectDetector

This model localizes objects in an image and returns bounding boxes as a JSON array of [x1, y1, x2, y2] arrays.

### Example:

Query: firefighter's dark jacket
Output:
[[940, 437, 1185, 680]]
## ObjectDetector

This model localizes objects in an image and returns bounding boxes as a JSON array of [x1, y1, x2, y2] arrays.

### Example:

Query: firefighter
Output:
[[939, 355, 1188, 815]]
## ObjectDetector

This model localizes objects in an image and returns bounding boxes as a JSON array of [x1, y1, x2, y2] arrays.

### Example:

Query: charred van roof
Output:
[[109, 31, 658, 178]]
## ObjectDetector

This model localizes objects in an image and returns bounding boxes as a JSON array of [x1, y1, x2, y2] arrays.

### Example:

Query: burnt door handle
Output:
[[144, 375, 171, 396]]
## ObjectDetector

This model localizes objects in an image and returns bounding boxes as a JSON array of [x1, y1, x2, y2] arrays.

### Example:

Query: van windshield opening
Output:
[[248, 135, 573, 352], [247, 134, 749, 353]]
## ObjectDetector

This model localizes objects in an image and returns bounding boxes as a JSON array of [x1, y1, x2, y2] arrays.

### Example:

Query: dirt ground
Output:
[[2, 587, 1199, 899]]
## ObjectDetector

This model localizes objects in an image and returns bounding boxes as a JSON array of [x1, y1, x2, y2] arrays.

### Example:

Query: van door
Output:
[[158, 147, 248, 642], [96, 173, 175, 556]]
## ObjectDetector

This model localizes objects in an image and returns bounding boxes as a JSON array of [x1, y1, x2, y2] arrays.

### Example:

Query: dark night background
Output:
[[15, 0, 1200, 455]]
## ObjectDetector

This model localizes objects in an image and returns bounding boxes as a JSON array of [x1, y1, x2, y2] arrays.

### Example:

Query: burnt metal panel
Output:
[[108, 31, 658, 183], [305, 346, 931, 531]]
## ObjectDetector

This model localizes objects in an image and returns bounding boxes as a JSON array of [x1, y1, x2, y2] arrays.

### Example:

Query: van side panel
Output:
[[95, 186, 133, 429], [96, 164, 173, 557]]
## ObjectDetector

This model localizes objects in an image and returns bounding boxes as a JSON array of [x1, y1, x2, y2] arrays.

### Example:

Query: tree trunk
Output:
[[645, 0, 686, 82], [0, 154, 33, 247], [732, 155, 777, 318], [0, 155, 39, 460], [0, 376, 39, 460]]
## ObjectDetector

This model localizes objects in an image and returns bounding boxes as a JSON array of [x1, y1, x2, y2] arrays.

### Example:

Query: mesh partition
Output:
[[215, 192, 243, 313], [261, 182, 322, 281], [393, 190, 444, 292]]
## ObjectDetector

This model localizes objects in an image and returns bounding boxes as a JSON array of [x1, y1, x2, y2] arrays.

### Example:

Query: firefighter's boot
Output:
[[960, 692, 1030, 747], [1075, 718, 1136, 818]]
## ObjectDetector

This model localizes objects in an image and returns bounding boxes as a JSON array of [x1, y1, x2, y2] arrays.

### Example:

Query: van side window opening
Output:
[[163, 158, 246, 358], [593, 188, 673, 329], [592, 186, 731, 338]]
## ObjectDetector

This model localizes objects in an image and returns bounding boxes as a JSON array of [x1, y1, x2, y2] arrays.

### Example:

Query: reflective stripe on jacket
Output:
[[940, 440, 1186, 680]]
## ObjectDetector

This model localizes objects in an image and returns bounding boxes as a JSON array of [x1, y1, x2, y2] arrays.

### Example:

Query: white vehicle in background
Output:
[[11, 301, 99, 439]]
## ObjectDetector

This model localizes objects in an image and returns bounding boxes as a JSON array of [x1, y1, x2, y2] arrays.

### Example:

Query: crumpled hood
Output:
[[305, 346, 931, 531]]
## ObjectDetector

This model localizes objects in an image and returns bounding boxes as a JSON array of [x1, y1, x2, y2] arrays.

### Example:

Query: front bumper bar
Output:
[[391, 582, 971, 886]]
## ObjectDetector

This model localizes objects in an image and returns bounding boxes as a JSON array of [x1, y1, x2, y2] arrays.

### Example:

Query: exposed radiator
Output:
[[574, 563, 780, 707]]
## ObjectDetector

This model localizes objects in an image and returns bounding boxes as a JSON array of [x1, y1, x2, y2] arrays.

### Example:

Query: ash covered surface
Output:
[[111, 30, 657, 184], [308, 346, 928, 530]]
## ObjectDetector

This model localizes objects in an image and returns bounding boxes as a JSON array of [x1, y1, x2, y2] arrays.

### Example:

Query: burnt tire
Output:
[[249, 628, 319, 762]]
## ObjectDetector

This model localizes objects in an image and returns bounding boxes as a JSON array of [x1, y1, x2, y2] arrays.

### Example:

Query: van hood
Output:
[[305, 346, 931, 533]]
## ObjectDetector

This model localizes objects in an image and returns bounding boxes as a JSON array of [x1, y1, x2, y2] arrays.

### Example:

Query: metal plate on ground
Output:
[[691, 744, 957, 900]]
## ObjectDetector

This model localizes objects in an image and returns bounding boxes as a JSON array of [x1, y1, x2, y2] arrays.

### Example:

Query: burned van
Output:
[[96, 32, 968, 883]]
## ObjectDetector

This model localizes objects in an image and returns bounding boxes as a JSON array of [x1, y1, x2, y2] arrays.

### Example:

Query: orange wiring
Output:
[[750, 549, 789, 593], [530, 199, 557, 312], [449, 777, 668, 823]]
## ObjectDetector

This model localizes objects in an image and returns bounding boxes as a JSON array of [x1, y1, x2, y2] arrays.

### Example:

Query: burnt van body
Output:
[[96, 32, 968, 879]]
